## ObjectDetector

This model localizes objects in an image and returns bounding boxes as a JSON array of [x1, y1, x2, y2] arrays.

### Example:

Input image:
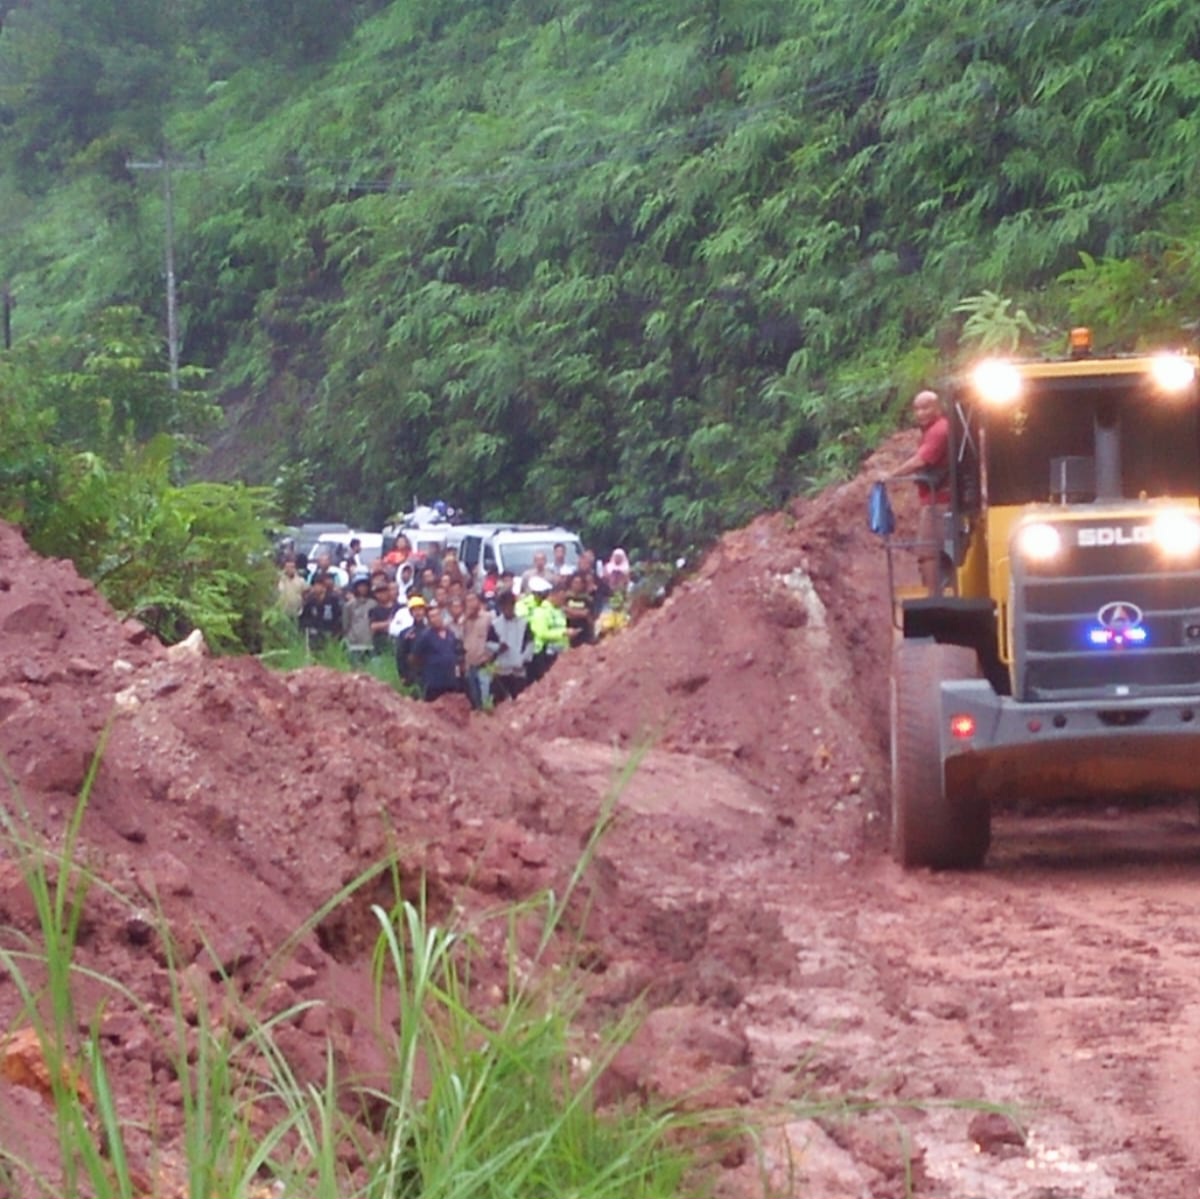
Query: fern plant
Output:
[[954, 291, 1037, 354]]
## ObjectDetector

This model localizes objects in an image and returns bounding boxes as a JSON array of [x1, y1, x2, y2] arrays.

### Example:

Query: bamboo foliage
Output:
[[2, 0, 1200, 553]]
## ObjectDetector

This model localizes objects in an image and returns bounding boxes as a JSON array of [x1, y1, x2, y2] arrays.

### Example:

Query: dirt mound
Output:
[[0, 434, 984, 1198], [516, 438, 919, 838]]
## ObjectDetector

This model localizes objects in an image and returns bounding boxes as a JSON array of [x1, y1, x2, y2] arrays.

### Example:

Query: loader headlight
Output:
[[1149, 353, 1197, 394], [971, 359, 1023, 406], [1152, 510, 1200, 557], [1014, 522, 1062, 563]]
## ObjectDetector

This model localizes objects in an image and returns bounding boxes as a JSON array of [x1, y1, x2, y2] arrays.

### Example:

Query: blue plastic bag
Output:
[[868, 480, 895, 536]]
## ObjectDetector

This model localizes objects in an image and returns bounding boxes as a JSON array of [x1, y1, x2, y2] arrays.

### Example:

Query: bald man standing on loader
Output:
[[886, 389, 951, 594]]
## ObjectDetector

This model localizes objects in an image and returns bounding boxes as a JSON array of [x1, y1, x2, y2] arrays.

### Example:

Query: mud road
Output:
[[719, 800, 1200, 1197]]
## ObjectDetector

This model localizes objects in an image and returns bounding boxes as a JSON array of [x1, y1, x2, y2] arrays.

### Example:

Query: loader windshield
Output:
[[980, 376, 1200, 506]]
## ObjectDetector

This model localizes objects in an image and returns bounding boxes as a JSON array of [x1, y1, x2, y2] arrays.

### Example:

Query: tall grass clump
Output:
[[362, 898, 691, 1199], [0, 752, 705, 1198], [265, 780, 702, 1198], [0, 735, 145, 1198]]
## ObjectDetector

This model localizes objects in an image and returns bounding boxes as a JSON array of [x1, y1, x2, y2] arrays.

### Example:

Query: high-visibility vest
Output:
[[528, 600, 569, 652]]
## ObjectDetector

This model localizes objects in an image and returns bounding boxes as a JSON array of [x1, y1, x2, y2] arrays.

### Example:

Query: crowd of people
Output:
[[274, 532, 633, 708]]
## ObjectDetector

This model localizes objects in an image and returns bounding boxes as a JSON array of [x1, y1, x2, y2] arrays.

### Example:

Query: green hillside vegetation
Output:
[[3, 0, 1200, 565]]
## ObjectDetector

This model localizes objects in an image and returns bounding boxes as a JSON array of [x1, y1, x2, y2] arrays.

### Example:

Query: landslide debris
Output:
[[0, 441, 914, 1194]]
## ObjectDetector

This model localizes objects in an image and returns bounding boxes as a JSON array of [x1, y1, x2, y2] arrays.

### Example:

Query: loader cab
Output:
[[953, 350, 1200, 516], [923, 343, 1200, 685]]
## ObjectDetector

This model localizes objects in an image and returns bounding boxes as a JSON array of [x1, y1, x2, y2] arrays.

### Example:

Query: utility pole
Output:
[[161, 157, 179, 393], [129, 152, 196, 393]]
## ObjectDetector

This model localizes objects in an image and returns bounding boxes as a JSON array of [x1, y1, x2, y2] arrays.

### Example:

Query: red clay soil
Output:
[[2, 433, 1200, 1197]]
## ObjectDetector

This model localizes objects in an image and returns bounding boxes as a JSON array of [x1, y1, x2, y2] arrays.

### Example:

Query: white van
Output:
[[457, 526, 582, 587]]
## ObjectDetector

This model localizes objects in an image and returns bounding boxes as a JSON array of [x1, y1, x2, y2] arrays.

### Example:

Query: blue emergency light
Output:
[[1087, 626, 1148, 648]]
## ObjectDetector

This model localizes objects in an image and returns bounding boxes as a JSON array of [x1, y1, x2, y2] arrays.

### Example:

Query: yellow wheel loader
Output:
[[879, 330, 1200, 868]]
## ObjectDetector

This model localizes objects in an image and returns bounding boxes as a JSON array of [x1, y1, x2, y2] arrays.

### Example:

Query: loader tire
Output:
[[890, 639, 990, 870]]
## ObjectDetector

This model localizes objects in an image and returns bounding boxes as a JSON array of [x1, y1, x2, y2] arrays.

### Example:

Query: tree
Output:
[[0, 314, 273, 650]]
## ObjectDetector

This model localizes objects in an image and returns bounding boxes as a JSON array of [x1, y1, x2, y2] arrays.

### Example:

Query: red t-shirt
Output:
[[916, 416, 951, 505]]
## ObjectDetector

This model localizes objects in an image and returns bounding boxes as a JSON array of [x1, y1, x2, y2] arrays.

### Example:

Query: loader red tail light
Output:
[[949, 714, 976, 740]]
